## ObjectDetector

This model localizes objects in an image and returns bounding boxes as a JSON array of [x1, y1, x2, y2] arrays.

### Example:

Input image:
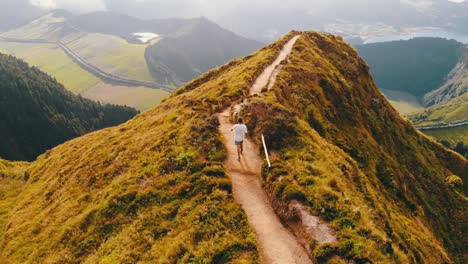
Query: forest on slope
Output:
[[0, 53, 138, 161]]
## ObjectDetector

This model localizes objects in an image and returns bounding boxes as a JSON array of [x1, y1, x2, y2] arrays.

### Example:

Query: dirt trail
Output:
[[218, 35, 312, 263], [250, 35, 300, 95]]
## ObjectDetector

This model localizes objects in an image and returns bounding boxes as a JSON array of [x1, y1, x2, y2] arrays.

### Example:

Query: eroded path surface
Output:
[[250, 35, 300, 95], [217, 34, 312, 263]]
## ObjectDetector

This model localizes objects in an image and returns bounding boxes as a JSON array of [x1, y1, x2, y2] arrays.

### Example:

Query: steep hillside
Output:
[[409, 93, 468, 127], [356, 37, 464, 99], [423, 44, 468, 106], [71, 12, 263, 86], [0, 53, 138, 161], [0, 32, 466, 263], [145, 18, 263, 84], [357, 38, 468, 146]]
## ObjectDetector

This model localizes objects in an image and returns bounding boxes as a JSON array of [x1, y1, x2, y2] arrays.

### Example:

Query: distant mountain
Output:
[[357, 37, 467, 148], [0, 0, 45, 32], [0, 53, 138, 161], [423, 44, 468, 106], [0, 32, 466, 263], [0, 11, 262, 109], [356, 37, 464, 99], [70, 11, 264, 85], [216, 0, 468, 43]]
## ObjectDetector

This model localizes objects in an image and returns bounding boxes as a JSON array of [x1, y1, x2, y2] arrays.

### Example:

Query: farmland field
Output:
[[0, 41, 100, 93], [64, 33, 154, 82], [423, 125, 468, 145], [381, 88, 423, 114], [0, 40, 170, 110], [82, 83, 170, 111]]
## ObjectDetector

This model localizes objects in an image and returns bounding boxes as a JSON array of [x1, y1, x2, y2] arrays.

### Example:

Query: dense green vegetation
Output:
[[358, 38, 468, 150], [0, 53, 138, 161], [0, 31, 286, 262], [239, 32, 467, 263], [0, 32, 466, 263], [356, 37, 464, 98]]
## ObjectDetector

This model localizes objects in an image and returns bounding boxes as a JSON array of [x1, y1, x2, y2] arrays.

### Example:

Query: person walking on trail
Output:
[[231, 117, 248, 161]]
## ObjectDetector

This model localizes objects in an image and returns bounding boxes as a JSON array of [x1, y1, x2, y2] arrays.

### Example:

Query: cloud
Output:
[[30, 0, 106, 13], [28, 0, 467, 18]]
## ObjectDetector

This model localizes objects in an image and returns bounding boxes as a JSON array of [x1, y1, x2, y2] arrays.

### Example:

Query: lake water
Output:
[[132, 33, 159, 43], [365, 30, 468, 44]]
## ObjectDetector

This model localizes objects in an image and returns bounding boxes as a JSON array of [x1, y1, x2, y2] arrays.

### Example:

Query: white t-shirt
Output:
[[232, 124, 247, 142]]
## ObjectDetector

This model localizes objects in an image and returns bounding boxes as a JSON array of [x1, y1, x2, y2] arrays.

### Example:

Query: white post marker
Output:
[[261, 134, 272, 168]]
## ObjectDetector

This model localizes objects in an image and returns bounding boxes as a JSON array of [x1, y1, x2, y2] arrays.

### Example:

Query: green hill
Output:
[[423, 44, 468, 106], [0, 32, 466, 263], [0, 53, 138, 161], [357, 38, 468, 148], [356, 37, 464, 99]]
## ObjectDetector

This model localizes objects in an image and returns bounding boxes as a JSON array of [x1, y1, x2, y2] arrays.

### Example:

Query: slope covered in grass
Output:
[[0, 33, 291, 263], [0, 32, 466, 263], [237, 32, 467, 263], [0, 53, 138, 161], [408, 93, 468, 126]]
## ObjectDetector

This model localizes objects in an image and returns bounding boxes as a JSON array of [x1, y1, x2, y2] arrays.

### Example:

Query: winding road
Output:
[[415, 119, 468, 131], [0, 37, 175, 93], [218, 35, 313, 263]]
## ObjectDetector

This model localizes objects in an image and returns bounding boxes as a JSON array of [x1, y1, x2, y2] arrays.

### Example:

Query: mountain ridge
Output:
[[0, 31, 466, 263]]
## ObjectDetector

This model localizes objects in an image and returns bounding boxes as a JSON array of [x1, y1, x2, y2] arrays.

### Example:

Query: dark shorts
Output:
[[235, 140, 243, 145]]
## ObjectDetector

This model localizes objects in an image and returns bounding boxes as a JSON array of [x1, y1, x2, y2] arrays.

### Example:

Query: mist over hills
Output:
[[0, 0, 46, 32], [70, 11, 263, 84], [0, 10, 262, 109]]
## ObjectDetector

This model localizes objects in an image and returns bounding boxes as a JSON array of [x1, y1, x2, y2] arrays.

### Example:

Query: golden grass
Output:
[[0, 31, 294, 263], [238, 32, 467, 263], [1, 31, 465, 263]]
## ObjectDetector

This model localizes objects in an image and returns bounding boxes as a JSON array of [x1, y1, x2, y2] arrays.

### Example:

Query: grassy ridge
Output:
[[1, 31, 466, 263], [238, 32, 467, 263], [0, 32, 293, 263]]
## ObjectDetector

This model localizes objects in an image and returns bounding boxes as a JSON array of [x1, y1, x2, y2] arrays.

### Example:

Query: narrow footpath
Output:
[[217, 35, 312, 264]]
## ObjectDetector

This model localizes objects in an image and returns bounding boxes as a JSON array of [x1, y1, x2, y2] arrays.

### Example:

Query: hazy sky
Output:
[[28, 0, 467, 17]]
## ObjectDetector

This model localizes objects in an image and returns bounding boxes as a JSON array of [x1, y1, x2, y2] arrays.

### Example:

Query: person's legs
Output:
[[240, 142, 244, 155], [235, 141, 241, 160]]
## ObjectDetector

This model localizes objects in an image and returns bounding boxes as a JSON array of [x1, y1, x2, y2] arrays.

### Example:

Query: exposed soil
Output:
[[217, 34, 313, 263]]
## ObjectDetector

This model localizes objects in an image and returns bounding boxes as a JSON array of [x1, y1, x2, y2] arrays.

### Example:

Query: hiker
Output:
[[231, 117, 248, 161]]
